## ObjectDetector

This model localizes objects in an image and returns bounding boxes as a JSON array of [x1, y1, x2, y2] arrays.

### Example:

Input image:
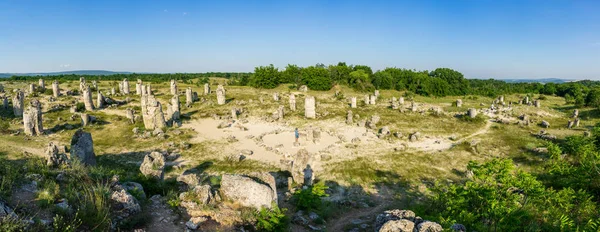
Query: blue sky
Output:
[[0, 0, 598, 79]]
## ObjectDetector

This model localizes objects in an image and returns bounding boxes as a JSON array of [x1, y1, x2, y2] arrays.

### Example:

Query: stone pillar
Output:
[[110, 88, 115, 96], [572, 109, 579, 118], [574, 118, 580, 127], [391, 98, 399, 110], [82, 85, 94, 111], [289, 94, 296, 111], [216, 85, 226, 105], [185, 87, 193, 106], [534, 100, 541, 108], [374, 90, 380, 99], [456, 99, 463, 107], [141, 94, 167, 130], [169, 95, 180, 121], [70, 129, 97, 166], [231, 108, 237, 119], [369, 95, 376, 105], [52, 81, 60, 98], [122, 79, 130, 95], [346, 110, 353, 124], [192, 92, 199, 102], [364, 95, 369, 105], [12, 90, 24, 116], [499, 96, 504, 103], [92, 80, 97, 90], [204, 83, 210, 95], [305, 96, 316, 119], [81, 113, 91, 127], [140, 84, 146, 96], [411, 102, 418, 112], [38, 79, 45, 91], [118, 82, 123, 94], [524, 96, 530, 105], [146, 85, 152, 95], [136, 79, 142, 95], [350, 97, 357, 108], [399, 97, 404, 105], [273, 92, 279, 101], [277, 105, 285, 121], [28, 84, 35, 94], [567, 120, 574, 129], [170, 79, 177, 95], [79, 77, 86, 93], [23, 100, 43, 136], [97, 91, 105, 109], [126, 108, 135, 124], [467, 108, 478, 118]]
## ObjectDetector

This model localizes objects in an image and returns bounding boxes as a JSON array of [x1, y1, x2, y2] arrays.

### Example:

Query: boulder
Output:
[[139, 152, 165, 180], [379, 219, 415, 232], [70, 129, 96, 166], [416, 221, 443, 232], [110, 189, 141, 218], [220, 174, 276, 209], [122, 182, 146, 199], [44, 142, 69, 167]]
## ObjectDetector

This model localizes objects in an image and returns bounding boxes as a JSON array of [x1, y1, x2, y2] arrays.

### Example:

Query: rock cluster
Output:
[[141, 93, 167, 130], [44, 142, 69, 167], [375, 209, 460, 232], [140, 152, 166, 180], [204, 83, 210, 95]]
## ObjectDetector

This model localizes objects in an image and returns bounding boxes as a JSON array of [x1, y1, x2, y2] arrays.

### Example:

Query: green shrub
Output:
[[53, 213, 82, 232], [293, 182, 329, 211], [75, 102, 85, 112], [0, 119, 9, 134], [256, 204, 289, 232]]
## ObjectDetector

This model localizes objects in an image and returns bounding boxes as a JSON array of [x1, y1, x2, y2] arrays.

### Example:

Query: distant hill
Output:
[[469, 77, 575, 84], [0, 70, 133, 78]]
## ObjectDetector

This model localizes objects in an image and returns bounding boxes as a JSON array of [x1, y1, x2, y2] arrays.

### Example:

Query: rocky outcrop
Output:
[[70, 129, 96, 166], [167, 95, 180, 125], [346, 110, 353, 124], [140, 152, 165, 180], [220, 174, 277, 209], [467, 108, 477, 118], [456, 99, 462, 107], [136, 79, 142, 95], [141, 94, 167, 130], [185, 87, 193, 106], [23, 100, 43, 136], [38, 79, 45, 91], [110, 189, 141, 219], [44, 142, 69, 167]]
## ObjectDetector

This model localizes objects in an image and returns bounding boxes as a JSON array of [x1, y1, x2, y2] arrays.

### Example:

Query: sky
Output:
[[0, 0, 599, 79]]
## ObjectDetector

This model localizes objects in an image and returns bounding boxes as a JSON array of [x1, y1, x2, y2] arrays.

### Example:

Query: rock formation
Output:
[[185, 87, 193, 106], [167, 95, 180, 125], [70, 129, 96, 166], [141, 94, 167, 130], [277, 105, 285, 121], [346, 110, 353, 124], [290, 149, 313, 185], [44, 142, 69, 167], [467, 108, 477, 118], [52, 81, 60, 97], [351, 97, 357, 108], [170, 79, 178, 95], [125, 108, 135, 124], [220, 174, 277, 210], [97, 91, 105, 109], [2, 97, 8, 110], [534, 100, 541, 108], [38, 79, 45, 91], [12, 90, 24, 116], [289, 93, 296, 111], [122, 78, 130, 94], [305, 96, 316, 119], [23, 100, 43, 136], [273, 92, 279, 101], [216, 85, 226, 105], [140, 152, 165, 180], [82, 85, 94, 111], [28, 84, 35, 94], [204, 83, 210, 95], [136, 79, 142, 95], [299, 85, 308, 92], [456, 99, 462, 107], [370, 95, 376, 105]]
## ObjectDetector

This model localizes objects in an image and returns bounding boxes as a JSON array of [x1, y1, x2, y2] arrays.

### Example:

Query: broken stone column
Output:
[[92, 80, 97, 90], [273, 92, 279, 101], [81, 113, 91, 127], [574, 118, 580, 127], [369, 95, 376, 105], [290, 149, 314, 186], [126, 108, 135, 124], [170, 79, 178, 95], [524, 96, 530, 105], [231, 108, 237, 119], [399, 97, 404, 105], [346, 110, 353, 124], [44, 142, 69, 167], [499, 96, 504, 103], [140, 85, 146, 96], [572, 109, 579, 118], [277, 105, 285, 121], [140, 152, 165, 180], [136, 79, 142, 95], [289, 93, 296, 111], [23, 100, 43, 136], [28, 84, 35, 94], [141, 94, 167, 130], [411, 102, 418, 112], [192, 92, 199, 102], [391, 98, 399, 110], [70, 129, 96, 166], [79, 77, 86, 93], [82, 85, 94, 111], [146, 85, 152, 95], [122, 79, 130, 95], [110, 88, 116, 96], [204, 83, 210, 95], [456, 99, 463, 107], [52, 81, 60, 97], [567, 120, 574, 129], [364, 95, 369, 105], [350, 97, 357, 108], [534, 100, 541, 108], [216, 85, 226, 105], [97, 91, 105, 109], [185, 87, 193, 106], [12, 90, 24, 116], [374, 90, 380, 100], [467, 108, 478, 118], [118, 82, 123, 94], [38, 79, 45, 91], [305, 96, 316, 119]]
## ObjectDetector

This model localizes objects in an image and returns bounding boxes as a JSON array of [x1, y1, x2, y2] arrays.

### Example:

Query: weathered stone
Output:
[[281, 94, 293, 112], [23, 100, 43, 136], [124, 108, 135, 124], [70, 129, 96, 166], [44, 142, 69, 167], [122, 182, 146, 199], [456, 99, 462, 107], [416, 221, 443, 232], [398, 97, 404, 105], [375, 209, 416, 231], [350, 97, 357, 108], [379, 219, 414, 232], [367, 115, 380, 129], [572, 109, 579, 118], [136, 79, 142, 95], [110, 87, 115, 96], [567, 120, 574, 129], [12, 90, 24, 116], [541, 120, 550, 128], [273, 92, 279, 101], [277, 105, 285, 121], [185, 87, 193, 106], [451, 223, 467, 232], [82, 85, 94, 111], [1, 97, 8, 110], [346, 110, 353, 124], [291, 149, 313, 185], [467, 108, 477, 118], [140, 152, 165, 180], [411, 102, 418, 112], [370, 95, 376, 105], [146, 84, 152, 95], [141, 94, 167, 130], [177, 170, 201, 187], [50, 81, 60, 97], [167, 95, 180, 124], [186, 217, 208, 230], [28, 83, 35, 94], [534, 100, 541, 108], [305, 96, 316, 119], [379, 126, 390, 138], [80, 113, 94, 127], [299, 85, 308, 92], [96, 91, 105, 109], [409, 132, 420, 142], [38, 79, 45, 91], [220, 174, 277, 209], [110, 189, 141, 218], [170, 79, 178, 95], [122, 78, 130, 94], [216, 85, 226, 105], [204, 83, 210, 95]]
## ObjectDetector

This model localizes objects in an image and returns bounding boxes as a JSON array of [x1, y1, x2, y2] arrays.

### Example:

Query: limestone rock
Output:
[[291, 149, 313, 185], [82, 85, 94, 111], [12, 90, 24, 116], [220, 174, 276, 209], [70, 129, 96, 166], [416, 221, 443, 232], [139, 152, 165, 180], [23, 100, 43, 136], [304, 96, 316, 119], [44, 142, 69, 167], [110, 189, 141, 218], [379, 219, 415, 232], [216, 85, 226, 105], [289, 93, 296, 111]]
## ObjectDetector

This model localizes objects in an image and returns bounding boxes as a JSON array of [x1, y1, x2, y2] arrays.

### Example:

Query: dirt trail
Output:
[[327, 202, 390, 232], [457, 120, 493, 143]]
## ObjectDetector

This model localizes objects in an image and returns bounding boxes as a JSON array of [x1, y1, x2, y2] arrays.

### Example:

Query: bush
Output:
[[255, 204, 289, 232], [75, 102, 85, 112], [0, 119, 9, 134], [293, 182, 329, 211]]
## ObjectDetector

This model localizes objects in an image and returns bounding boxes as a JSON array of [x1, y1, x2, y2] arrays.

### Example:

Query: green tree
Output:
[[280, 64, 302, 85], [348, 69, 373, 92], [301, 66, 332, 91], [249, 64, 280, 89]]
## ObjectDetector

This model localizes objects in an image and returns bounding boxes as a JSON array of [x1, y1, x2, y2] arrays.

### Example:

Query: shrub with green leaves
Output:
[[293, 182, 329, 211], [255, 204, 289, 232]]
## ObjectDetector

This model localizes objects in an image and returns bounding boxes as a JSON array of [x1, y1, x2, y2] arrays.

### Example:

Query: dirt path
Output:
[[327, 201, 390, 232], [457, 120, 493, 143]]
